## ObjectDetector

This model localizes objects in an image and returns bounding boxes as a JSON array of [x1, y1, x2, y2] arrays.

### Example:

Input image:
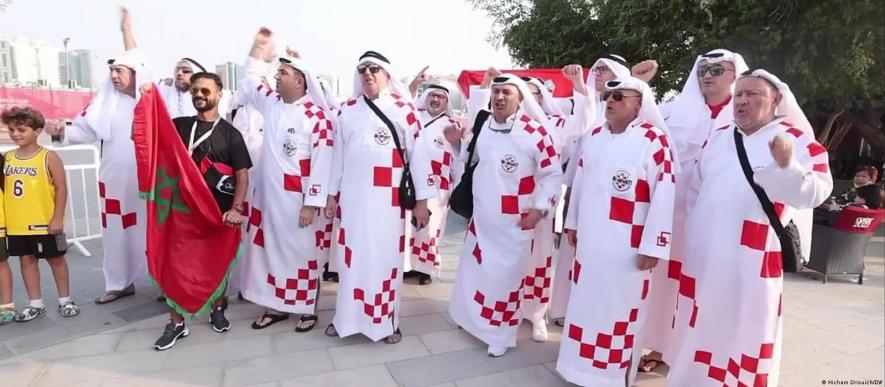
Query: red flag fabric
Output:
[[457, 68, 592, 98], [132, 85, 241, 317]]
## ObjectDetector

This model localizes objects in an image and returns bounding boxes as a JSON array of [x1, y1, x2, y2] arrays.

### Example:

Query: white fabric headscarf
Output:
[[586, 55, 632, 128], [351, 51, 412, 101], [663, 49, 749, 130], [491, 74, 553, 131], [738, 69, 813, 135], [278, 55, 329, 111], [81, 48, 153, 140], [605, 76, 669, 133], [315, 77, 340, 109], [415, 84, 454, 118], [525, 77, 563, 118]]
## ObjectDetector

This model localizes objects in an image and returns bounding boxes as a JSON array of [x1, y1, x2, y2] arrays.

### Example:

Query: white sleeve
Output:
[[467, 88, 491, 127], [328, 109, 344, 196], [532, 129, 563, 212], [402, 108, 438, 201], [58, 116, 99, 145], [560, 92, 592, 145], [564, 142, 585, 231], [238, 57, 277, 117], [638, 135, 676, 261], [303, 113, 335, 208], [753, 135, 833, 209]]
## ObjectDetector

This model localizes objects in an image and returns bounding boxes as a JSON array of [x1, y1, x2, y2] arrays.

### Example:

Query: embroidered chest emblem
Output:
[[374, 128, 391, 145], [612, 170, 633, 192], [283, 140, 297, 157], [501, 154, 519, 173], [433, 136, 446, 149]]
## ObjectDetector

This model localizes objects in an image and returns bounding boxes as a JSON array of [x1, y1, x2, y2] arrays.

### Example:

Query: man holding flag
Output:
[[132, 70, 251, 350]]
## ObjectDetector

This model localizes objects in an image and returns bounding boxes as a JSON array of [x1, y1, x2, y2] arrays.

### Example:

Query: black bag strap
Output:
[[424, 113, 446, 129], [365, 96, 408, 166], [465, 110, 491, 168], [733, 129, 790, 241]]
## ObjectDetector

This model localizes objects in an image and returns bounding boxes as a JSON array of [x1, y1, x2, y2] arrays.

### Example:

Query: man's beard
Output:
[[193, 98, 217, 113]]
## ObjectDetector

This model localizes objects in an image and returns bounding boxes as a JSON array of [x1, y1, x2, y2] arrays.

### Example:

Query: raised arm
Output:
[[120, 7, 137, 51]]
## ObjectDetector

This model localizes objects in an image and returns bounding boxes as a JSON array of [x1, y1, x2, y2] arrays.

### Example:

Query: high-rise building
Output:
[[64, 49, 101, 89], [0, 36, 62, 87], [215, 62, 243, 91]]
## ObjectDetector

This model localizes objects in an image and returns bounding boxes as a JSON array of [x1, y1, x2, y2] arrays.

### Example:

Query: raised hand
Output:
[[120, 7, 132, 32], [769, 135, 794, 168], [562, 64, 587, 95], [480, 67, 502, 89], [631, 60, 659, 83], [285, 46, 301, 59], [443, 121, 465, 148], [409, 66, 430, 97]]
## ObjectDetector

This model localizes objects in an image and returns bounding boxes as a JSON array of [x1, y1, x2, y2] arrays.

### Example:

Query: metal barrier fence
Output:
[[1, 144, 102, 256]]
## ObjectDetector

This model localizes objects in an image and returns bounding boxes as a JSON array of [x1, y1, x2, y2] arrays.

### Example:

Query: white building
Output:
[[0, 36, 62, 87]]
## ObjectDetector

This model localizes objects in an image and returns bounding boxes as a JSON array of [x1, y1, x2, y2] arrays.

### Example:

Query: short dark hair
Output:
[[189, 72, 223, 90], [855, 165, 879, 183], [855, 184, 885, 210], [1, 107, 46, 129]]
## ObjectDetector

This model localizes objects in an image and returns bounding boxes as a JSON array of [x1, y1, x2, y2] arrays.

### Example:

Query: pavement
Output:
[[0, 209, 883, 386]]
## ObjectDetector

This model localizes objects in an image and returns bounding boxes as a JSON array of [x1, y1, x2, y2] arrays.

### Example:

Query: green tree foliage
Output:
[[472, 0, 885, 151]]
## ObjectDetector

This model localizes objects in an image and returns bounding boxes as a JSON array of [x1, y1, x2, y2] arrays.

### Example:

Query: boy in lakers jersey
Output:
[[2, 107, 80, 321]]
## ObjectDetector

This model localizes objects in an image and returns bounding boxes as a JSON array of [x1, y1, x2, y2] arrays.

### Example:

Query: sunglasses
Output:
[[190, 87, 213, 96], [357, 64, 383, 74], [602, 90, 641, 102], [697, 64, 734, 77]]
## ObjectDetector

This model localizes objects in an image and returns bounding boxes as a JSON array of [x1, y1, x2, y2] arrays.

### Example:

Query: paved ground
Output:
[[0, 212, 883, 386]]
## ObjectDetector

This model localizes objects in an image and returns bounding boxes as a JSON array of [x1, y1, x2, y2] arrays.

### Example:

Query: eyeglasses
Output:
[[190, 87, 213, 96], [602, 90, 641, 102], [427, 92, 448, 100], [592, 66, 611, 74], [175, 66, 193, 74], [357, 64, 383, 74], [697, 64, 734, 77]]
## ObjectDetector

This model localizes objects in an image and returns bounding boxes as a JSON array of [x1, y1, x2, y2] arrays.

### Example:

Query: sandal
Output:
[[95, 286, 135, 305], [384, 328, 403, 344], [0, 307, 15, 325], [14, 305, 46, 322], [251, 312, 289, 330], [324, 323, 338, 337], [58, 301, 80, 318], [295, 314, 318, 333], [638, 354, 665, 373]]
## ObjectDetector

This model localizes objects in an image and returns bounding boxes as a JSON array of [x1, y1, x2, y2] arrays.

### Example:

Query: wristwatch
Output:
[[233, 203, 244, 212]]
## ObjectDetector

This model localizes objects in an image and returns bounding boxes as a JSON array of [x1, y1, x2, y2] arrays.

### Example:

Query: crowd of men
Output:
[[30, 7, 836, 387]]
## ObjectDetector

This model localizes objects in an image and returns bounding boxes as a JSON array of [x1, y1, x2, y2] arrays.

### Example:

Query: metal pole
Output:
[[63, 37, 70, 88]]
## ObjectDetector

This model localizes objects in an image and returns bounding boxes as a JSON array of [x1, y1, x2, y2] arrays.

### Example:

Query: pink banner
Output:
[[0, 87, 94, 120]]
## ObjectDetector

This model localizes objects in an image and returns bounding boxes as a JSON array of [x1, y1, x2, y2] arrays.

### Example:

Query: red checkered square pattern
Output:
[[338, 226, 353, 268], [99, 182, 137, 229], [411, 229, 442, 267], [282, 159, 312, 193], [248, 206, 265, 247], [314, 221, 334, 250], [473, 281, 524, 327], [353, 268, 399, 324], [266, 259, 320, 305], [571, 257, 582, 285], [740, 220, 783, 278], [669, 259, 701, 328], [373, 149, 405, 207], [535, 137, 557, 170], [500, 175, 538, 218], [311, 118, 335, 148], [694, 343, 775, 387], [523, 256, 552, 303], [465, 221, 482, 264], [566, 308, 640, 370], [430, 151, 454, 190]]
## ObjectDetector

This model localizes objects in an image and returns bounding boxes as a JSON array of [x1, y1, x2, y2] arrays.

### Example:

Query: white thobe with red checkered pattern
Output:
[[666, 119, 832, 387], [404, 110, 457, 277], [448, 110, 562, 349], [557, 119, 676, 387], [329, 92, 436, 341], [64, 96, 148, 292], [238, 58, 335, 314], [637, 99, 737, 362]]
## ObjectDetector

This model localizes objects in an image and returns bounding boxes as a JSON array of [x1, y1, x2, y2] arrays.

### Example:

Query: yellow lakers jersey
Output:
[[0, 185, 5, 238], [3, 148, 56, 235]]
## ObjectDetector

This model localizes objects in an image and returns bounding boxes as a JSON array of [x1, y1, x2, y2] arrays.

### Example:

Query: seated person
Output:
[[817, 184, 885, 226]]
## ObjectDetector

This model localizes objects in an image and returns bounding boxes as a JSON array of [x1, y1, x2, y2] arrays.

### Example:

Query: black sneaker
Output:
[[154, 321, 188, 351], [417, 273, 432, 285], [210, 307, 230, 333]]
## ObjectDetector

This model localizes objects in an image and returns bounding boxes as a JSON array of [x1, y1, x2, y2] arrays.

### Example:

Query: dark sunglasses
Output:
[[602, 90, 641, 102], [357, 64, 383, 74], [190, 87, 213, 96], [697, 64, 733, 77]]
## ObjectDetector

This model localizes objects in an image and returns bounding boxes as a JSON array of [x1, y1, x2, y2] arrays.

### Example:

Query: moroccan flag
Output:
[[132, 85, 241, 317]]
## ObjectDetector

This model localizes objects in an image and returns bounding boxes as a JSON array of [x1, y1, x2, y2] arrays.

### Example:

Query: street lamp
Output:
[[63, 37, 70, 88]]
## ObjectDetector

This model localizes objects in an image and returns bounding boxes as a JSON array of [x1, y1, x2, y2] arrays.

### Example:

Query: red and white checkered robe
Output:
[[556, 119, 676, 387], [666, 119, 832, 387], [448, 110, 562, 349], [636, 98, 736, 362], [238, 57, 334, 314], [404, 110, 457, 277], [329, 92, 436, 341], [64, 96, 147, 292]]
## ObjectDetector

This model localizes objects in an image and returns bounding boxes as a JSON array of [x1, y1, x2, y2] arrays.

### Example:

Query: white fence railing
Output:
[[1, 144, 102, 256]]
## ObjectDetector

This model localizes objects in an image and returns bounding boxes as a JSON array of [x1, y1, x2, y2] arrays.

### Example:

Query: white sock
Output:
[[29, 299, 44, 308], [58, 297, 72, 305]]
